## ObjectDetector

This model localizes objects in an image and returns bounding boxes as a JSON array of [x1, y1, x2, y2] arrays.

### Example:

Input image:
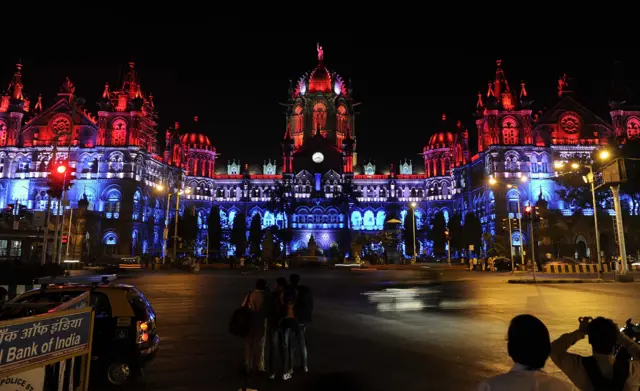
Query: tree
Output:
[[428, 211, 447, 256], [207, 205, 222, 259], [178, 205, 198, 255], [448, 212, 463, 256], [261, 229, 275, 263], [266, 181, 296, 255], [403, 207, 418, 257], [230, 212, 247, 257], [332, 180, 361, 254], [462, 212, 482, 257], [249, 214, 262, 255], [484, 231, 508, 257]]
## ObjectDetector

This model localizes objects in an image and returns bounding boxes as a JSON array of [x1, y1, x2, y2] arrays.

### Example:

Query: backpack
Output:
[[581, 356, 630, 391], [294, 285, 314, 323], [229, 292, 253, 338]]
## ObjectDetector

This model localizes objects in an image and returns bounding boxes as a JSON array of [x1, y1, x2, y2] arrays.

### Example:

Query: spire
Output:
[[194, 115, 199, 123], [486, 82, 494, 97], [123, 62, 141, 99], [34, 94, 43, 112], [558, 74, 571, 97], [148, 93, 154, 109], [9, 62, 24, 101], [102, 82, 110, 99], [58, 77, 75, 103], [441, 113, 447, 121], [476, 92, 484, 108], [520, 81, 527, 98], [316, 121, 321, 136]]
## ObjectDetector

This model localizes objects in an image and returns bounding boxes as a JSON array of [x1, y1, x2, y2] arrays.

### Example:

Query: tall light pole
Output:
[[554, 149, 610, 278], [156, 185, 172, 264], [410, 202, 417, 261], [173, 187, 192, 263], [489, 175, 527, 269]]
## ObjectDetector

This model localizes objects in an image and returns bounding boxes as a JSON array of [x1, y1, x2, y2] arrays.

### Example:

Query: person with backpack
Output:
[[290, 273, 312, 373], [267, 277, 288, 380], [551, 316, 640, 391], [243, 279, 269, 373]]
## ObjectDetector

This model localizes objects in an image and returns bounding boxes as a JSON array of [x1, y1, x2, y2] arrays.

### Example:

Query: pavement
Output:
[[104, 268, 640, 390]]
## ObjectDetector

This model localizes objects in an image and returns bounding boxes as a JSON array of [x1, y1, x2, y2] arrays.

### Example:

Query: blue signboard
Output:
[[0, 308, 93, 375]]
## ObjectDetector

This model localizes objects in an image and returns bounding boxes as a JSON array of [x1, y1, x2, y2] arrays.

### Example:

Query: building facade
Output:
[[1, 48, 638, 262]]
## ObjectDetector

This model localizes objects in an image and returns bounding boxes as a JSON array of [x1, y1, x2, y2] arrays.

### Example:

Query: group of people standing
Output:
[[479, 314, 640, 390], [242, 274, 313, 381]]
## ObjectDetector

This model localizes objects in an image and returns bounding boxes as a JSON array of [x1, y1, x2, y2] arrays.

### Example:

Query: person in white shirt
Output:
[[551, 316, 640, 391], [478, 314, 572, 391]]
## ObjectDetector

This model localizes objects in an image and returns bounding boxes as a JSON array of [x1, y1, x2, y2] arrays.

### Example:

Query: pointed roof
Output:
[[534, 94, 614, 139], [7, 62, 24, 101], [122, 62, 142, 99]]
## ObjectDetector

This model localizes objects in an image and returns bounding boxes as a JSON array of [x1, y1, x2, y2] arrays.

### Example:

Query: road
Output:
[[112, 268, 640, 390]]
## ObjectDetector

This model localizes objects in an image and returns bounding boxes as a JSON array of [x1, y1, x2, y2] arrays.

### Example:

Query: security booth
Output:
[[0, 290, 94, 391]]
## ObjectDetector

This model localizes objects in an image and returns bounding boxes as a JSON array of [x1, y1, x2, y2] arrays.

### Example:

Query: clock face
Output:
[[312, 152, 324, 163]]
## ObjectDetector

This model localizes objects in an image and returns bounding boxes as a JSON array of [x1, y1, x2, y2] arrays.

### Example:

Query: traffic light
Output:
[[47, 162, 74, 199], [524, 206, 533, 221]]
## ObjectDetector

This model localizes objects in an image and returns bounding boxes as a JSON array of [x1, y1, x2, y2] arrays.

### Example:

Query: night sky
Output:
[[2, 32, 639, 172]]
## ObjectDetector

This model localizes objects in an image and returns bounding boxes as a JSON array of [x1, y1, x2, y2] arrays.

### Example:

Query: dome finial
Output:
[[194, 116, 199, 123], [442, 113, 447, 121], [317, 42, 324, 63]]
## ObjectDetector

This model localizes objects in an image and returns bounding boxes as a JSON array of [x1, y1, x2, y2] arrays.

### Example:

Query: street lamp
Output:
[[554, 152, 610, 278], [489, 176, 526, 271], [156, 186, 192, 264], [410, 202, 417, 261]]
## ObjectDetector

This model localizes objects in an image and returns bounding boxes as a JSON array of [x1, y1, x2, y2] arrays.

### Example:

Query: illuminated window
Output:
[[502, 118, 518, 145], [293, 105, 304, 133], [132, 190, 141, 220], [337, 106, 348, 133], [105, 190, 122, 219], [313, 102, 327, 130], [627, 117, 640, 139], [0, 121, 7, 147], [111, 119, 127, 146]]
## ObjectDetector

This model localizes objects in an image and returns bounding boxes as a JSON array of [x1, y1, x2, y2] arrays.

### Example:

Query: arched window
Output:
[[351, 211, 362, 230], [111, 119, 127, 146], [313, 102, 327, 130], [530, 154, 538, 173], [109, 153, 124, 172], [103, 231, 118, 255], [363, 210, 375, 230], [540, 154, 550, 173], [502, 118, 518, 145], [105, 190, 122, 219], [627, 117, 640, 139], [0, 121, 7, 147], [293, 105, 304, 132], [132, 190, 141, 220]]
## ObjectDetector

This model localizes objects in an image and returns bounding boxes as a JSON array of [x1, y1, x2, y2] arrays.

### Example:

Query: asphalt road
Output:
[[111, 268, 640, 391]]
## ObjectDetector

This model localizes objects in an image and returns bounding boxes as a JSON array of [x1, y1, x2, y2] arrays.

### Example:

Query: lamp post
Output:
[[156, 185, 191, 264], [554, 149, 610, 278], [410, 202, 417, 261], [173, 187, 192, 263], [489, 175, 527, 270], [445, 228, 451, 265]]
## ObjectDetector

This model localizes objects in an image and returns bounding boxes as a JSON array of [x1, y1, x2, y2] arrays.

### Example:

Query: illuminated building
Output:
[[1, 49, 638, 261]]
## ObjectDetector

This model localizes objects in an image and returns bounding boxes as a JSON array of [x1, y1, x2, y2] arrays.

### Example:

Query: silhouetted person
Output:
[[551, 316, 640, 390], [478, 314, 571, 390], [290, 273, 312, 372], [244, 279, 268, 372]]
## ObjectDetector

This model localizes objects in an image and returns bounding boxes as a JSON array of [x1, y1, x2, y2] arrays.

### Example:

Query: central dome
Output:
[[180, 132, 211, 147], [308, 66, 332, 93], [428, 132, 455, 148]]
